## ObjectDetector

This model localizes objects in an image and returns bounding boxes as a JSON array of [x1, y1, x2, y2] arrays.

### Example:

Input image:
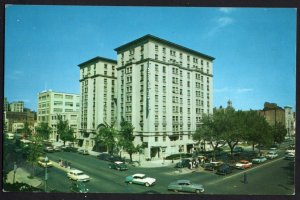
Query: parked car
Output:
[[78, 149, 89, 155], [37, 157, 53, 168], [108, 161, 128, 171], [216, 164, 232, 175], [53, 146, 62, 152], [266, 151, 278, 159], [125, 173, 156, 187], [70, 181, 89, 193], [175, 159, 191, 168], [44, 146, 54, 153], [285, 153, 295, 160], [203, 161, 222, 171], [97, 153, 124, 162], [252, 156, 267, 164], [285, 148, 295, 154], [167, 180, 204, 194], [62, 146, 78, 152], [67, 169, 90, 182], [233, 147, 244, 153], [235, 160, 252, 169]]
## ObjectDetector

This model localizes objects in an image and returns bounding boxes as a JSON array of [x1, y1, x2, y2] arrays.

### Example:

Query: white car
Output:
[[67, 169, 90, 182], [285, 149, 295, 154], [266, 151, 278, 159], [125, 173, 156, 187]]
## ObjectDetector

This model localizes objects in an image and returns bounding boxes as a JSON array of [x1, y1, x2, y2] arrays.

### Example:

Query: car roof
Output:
[[239, 160, 248, 162], [115, 161, 123, 164], [69, 169, 83, 173], [133, 173, 145, 177], [176, 180, 191, 184]]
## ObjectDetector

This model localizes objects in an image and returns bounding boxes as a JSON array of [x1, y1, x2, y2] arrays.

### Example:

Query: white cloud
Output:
[[236, 88, 254, 93], [6, 70, 24, 80], [219, 8, 236, 14], [215, 87, 253, 94], [217, 17, 234, 27]]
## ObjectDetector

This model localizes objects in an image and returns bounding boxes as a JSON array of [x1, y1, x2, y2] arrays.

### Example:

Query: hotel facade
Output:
[[114, 35, 214, 159], [77, 57, 117, 149]]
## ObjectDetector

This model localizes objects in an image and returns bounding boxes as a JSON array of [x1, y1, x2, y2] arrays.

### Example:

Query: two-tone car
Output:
[[235, 160, 252, 169], [67, 169, 90, 182], [109, 161, 128, 171], [37, 157, 53, 168], [266, 151, 278, 159], [125, 173, 156, 187], [252, 156, 267, 164], [167, 180, 204, 194]]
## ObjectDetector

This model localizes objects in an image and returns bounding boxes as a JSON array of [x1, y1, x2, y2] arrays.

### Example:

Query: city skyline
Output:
[[5, 6, 296, 111]]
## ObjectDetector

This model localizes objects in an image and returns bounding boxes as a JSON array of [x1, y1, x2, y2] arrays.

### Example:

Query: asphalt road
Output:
[[38, 150, 294, 195]]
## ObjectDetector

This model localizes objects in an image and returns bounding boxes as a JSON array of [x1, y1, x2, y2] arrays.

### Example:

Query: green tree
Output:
[[219, 109, 245, 155], [193, 113, 223, 160], [95, 122, 117, 154], [35, 122, 52, 141], [57, 115, 75, 146], [119, 118, 135, 162], [271, 122, 287, 145], [22, 122, 32, 139], [244, 110, 272, 152], [26, 122, 51, 177]]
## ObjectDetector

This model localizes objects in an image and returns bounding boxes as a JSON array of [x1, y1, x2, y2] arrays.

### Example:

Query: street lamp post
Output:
[[44, 156, 48, 192], [13, 162, 17, 184]]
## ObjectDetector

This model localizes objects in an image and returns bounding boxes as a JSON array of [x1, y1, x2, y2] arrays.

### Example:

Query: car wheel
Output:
[[174, 189, 178, 193], [129, 181, 132, 184], [195, 189, 200, 194], [145, 183, 150, 187]]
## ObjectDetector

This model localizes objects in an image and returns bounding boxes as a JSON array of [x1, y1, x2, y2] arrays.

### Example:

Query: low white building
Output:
[[37, 90, 80, 142]]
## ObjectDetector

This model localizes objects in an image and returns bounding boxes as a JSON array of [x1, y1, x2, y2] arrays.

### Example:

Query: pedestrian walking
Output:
[[243, 172, 248, 184]]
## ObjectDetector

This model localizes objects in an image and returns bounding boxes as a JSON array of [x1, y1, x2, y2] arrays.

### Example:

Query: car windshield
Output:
[[77, 172, 84, 175]]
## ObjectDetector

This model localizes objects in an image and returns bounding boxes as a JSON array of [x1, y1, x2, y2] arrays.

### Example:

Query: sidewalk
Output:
[[6, 168, 42, 188]]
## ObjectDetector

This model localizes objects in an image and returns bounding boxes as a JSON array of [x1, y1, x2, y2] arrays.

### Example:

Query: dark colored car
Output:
[[97, 153, 124, 162], [216, 164, 232, 175], [109, 161, 128, 171], [175, 159, 191, 168], [62, 146, 78, 152], [70, 181, 89, 193]]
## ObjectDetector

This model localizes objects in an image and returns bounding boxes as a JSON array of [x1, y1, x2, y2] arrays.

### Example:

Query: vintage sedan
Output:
[[252, 156, 267, 164], [266, 151, 278, 159], [285, 153, 295, 160], [37, 157, 53, 168], [235, 160, 252, 169], [167, 180, 204, 194], [67, 169, 90, 182], [109, 161, 128, 171], [78, 149, 89, 155], [125, 173, 156, 187], [70, 181, 89, 193]]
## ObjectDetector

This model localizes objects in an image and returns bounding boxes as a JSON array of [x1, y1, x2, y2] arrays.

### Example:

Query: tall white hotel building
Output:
[[114, 35, 214, 159], [78, 57, 117, 149]]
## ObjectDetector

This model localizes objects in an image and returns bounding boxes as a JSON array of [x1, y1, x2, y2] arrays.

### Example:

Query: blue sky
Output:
[[5, 6, 296, 111]]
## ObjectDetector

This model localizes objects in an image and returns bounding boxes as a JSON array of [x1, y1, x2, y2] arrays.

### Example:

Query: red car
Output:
[[235, 160, 252, 169]]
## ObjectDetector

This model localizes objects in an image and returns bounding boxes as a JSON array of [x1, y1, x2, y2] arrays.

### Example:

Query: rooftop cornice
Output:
[[78, 56, 117, 68], [114, 34, 215, 61]]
